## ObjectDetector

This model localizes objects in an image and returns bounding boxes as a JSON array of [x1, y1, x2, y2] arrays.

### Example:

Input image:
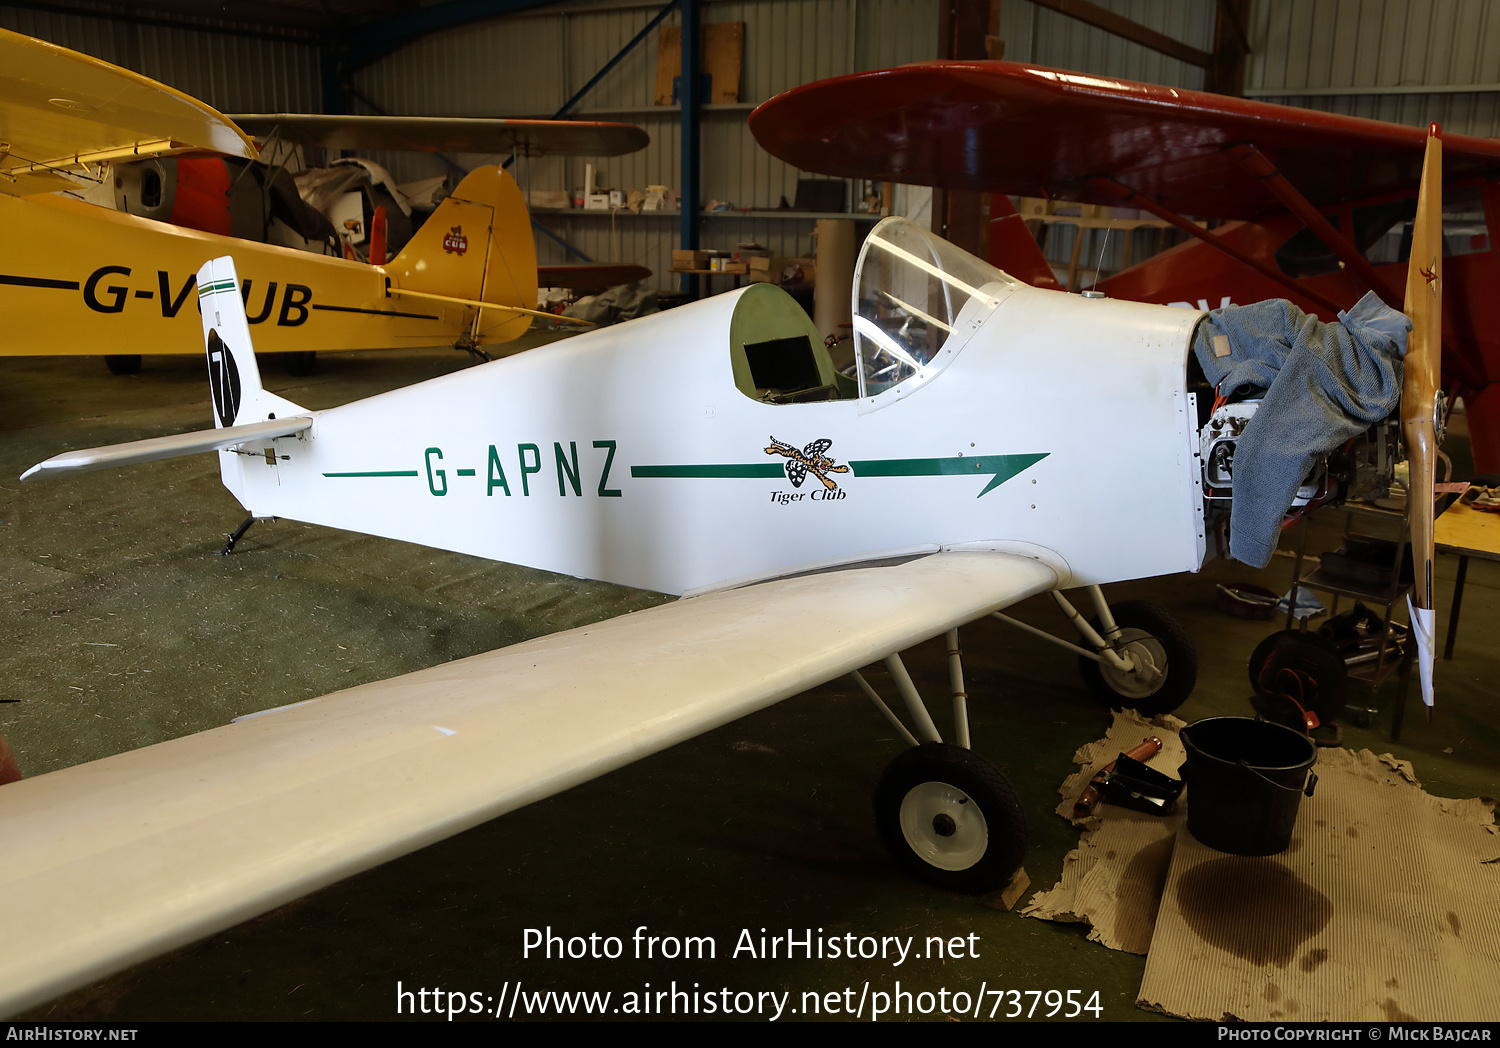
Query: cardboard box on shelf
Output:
[[671, 249, 710, 269], [746, 256, 816, 283]]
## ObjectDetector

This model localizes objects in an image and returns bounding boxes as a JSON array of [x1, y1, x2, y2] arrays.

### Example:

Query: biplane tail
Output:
[[385, 166, 539, 347], [1402, 124, 1444, 713]]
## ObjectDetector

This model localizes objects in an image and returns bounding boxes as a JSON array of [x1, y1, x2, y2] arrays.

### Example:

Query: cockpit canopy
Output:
[[853, 217, 1020, 400]]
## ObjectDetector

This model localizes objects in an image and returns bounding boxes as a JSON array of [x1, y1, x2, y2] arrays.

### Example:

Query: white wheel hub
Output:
[[1100, 628, 1166, 698], [898, 781, 989, 871]]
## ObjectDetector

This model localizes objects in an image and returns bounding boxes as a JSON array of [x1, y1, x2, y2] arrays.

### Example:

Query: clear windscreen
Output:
[[852, 218, 1019, 398]]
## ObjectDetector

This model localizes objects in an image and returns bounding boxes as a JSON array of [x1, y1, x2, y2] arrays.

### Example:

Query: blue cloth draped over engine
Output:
[[1192, 292, 1410, 568]]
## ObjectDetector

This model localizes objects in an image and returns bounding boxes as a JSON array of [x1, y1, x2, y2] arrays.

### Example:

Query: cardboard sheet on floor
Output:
[[1031, 714, 1500, 1020], [1139, 747, 1499, 1022], [1022, 710, 1188, 954]]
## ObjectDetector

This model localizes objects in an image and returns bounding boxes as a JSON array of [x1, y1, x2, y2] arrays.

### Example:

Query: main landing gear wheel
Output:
[[874, 743, 1026, 894], [1077, 600, 1197, 716], [104, 354, 141, 375]]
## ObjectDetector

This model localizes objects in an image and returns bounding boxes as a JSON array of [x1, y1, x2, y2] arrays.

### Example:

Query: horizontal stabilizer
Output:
[[21, 417, 311, 482]]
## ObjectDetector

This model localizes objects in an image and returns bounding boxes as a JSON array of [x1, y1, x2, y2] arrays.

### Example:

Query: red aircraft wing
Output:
[[749, 61, 1500, 220], [752, 61, 1500, 471]]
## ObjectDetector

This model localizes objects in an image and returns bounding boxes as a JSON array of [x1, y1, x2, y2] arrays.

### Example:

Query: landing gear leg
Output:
[[453, 335, 493, 364], [1072, 596, 1197, 715], [992, 587, 1198, 716], [851, 633, 1027, 893]]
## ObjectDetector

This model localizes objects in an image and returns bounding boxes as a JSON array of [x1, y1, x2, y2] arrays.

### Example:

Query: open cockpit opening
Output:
[[729, 282, 857, 404]]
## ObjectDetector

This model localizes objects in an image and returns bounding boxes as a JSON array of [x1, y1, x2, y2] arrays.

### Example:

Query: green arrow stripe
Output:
[[851, 453, 1048, 496], [323, 471, 420, 478], [632, 464, 785, 479], [197, 279, 235, 297]]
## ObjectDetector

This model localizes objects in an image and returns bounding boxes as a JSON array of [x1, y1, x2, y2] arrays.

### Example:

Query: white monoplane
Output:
[[13, 197, 1385, 1013]]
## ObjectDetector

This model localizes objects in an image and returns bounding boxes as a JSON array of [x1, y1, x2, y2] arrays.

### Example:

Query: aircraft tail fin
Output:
[[196, 256, 307, 428], [21, 258, 311, 484], [385, 166, 538, 347], [987, 195, 1063, 291]]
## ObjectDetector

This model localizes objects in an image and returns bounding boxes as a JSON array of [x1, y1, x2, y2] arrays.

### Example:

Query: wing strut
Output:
[[1223, 144, 1403, 309], [1402, 124, 1444, 716], [1087, 176, 1349, 315]]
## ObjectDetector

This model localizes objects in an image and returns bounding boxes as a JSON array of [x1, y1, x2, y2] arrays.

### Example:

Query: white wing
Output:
[[0, 550, 1055, 1016]]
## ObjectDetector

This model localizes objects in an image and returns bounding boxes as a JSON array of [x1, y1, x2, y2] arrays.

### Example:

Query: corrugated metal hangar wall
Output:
[[349, 0, 942, 283], [5, 1, 1500, 289], [0, 5, 322, 111]]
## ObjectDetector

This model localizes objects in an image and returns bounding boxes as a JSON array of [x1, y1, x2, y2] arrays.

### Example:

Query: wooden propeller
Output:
[[1402, 123, 1443, 712]]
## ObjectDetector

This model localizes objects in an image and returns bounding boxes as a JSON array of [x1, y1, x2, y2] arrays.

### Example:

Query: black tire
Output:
[[104, 354, 141, 375], [1247, 629, 1346, 724], [874, 742, 1027, 893], [282, 351, 316, 376], [1076, 599, 1197, 716]]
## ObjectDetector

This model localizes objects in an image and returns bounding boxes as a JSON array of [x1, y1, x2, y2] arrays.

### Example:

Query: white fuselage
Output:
[[222, 283, 1206, 595]]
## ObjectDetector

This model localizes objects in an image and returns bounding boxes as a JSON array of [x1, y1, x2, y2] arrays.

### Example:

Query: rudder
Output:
[[987, 195, 1063, 291], [386, 167, 537, 347], [197, 256, 307, 428]]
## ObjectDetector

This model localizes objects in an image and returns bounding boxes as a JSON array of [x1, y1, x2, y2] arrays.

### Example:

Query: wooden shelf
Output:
[[532, 207, 677, 216], [705, 210, 882, 221], [514, 103, 764, 119], [532, 208, 880, 221]]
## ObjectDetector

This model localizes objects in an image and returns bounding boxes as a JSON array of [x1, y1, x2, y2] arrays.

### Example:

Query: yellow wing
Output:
[[0, 28, 256, 197]]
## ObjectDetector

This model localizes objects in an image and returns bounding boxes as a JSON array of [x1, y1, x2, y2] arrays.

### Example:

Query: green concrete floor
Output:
[[1, 345, 1496, 1022]]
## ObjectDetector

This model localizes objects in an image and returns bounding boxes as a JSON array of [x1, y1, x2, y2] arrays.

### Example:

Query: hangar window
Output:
[[852, 217, 1018, 404]]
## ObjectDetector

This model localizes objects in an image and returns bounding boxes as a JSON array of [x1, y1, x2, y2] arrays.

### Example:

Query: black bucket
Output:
[[1179, 717, 1317, 856]]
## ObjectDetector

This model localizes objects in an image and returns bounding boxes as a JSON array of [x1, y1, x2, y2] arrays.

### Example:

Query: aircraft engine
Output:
[[114, 157, 334, 248]]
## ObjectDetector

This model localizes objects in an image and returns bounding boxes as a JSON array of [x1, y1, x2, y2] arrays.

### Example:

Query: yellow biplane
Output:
[[0, 29, 646, 373]]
